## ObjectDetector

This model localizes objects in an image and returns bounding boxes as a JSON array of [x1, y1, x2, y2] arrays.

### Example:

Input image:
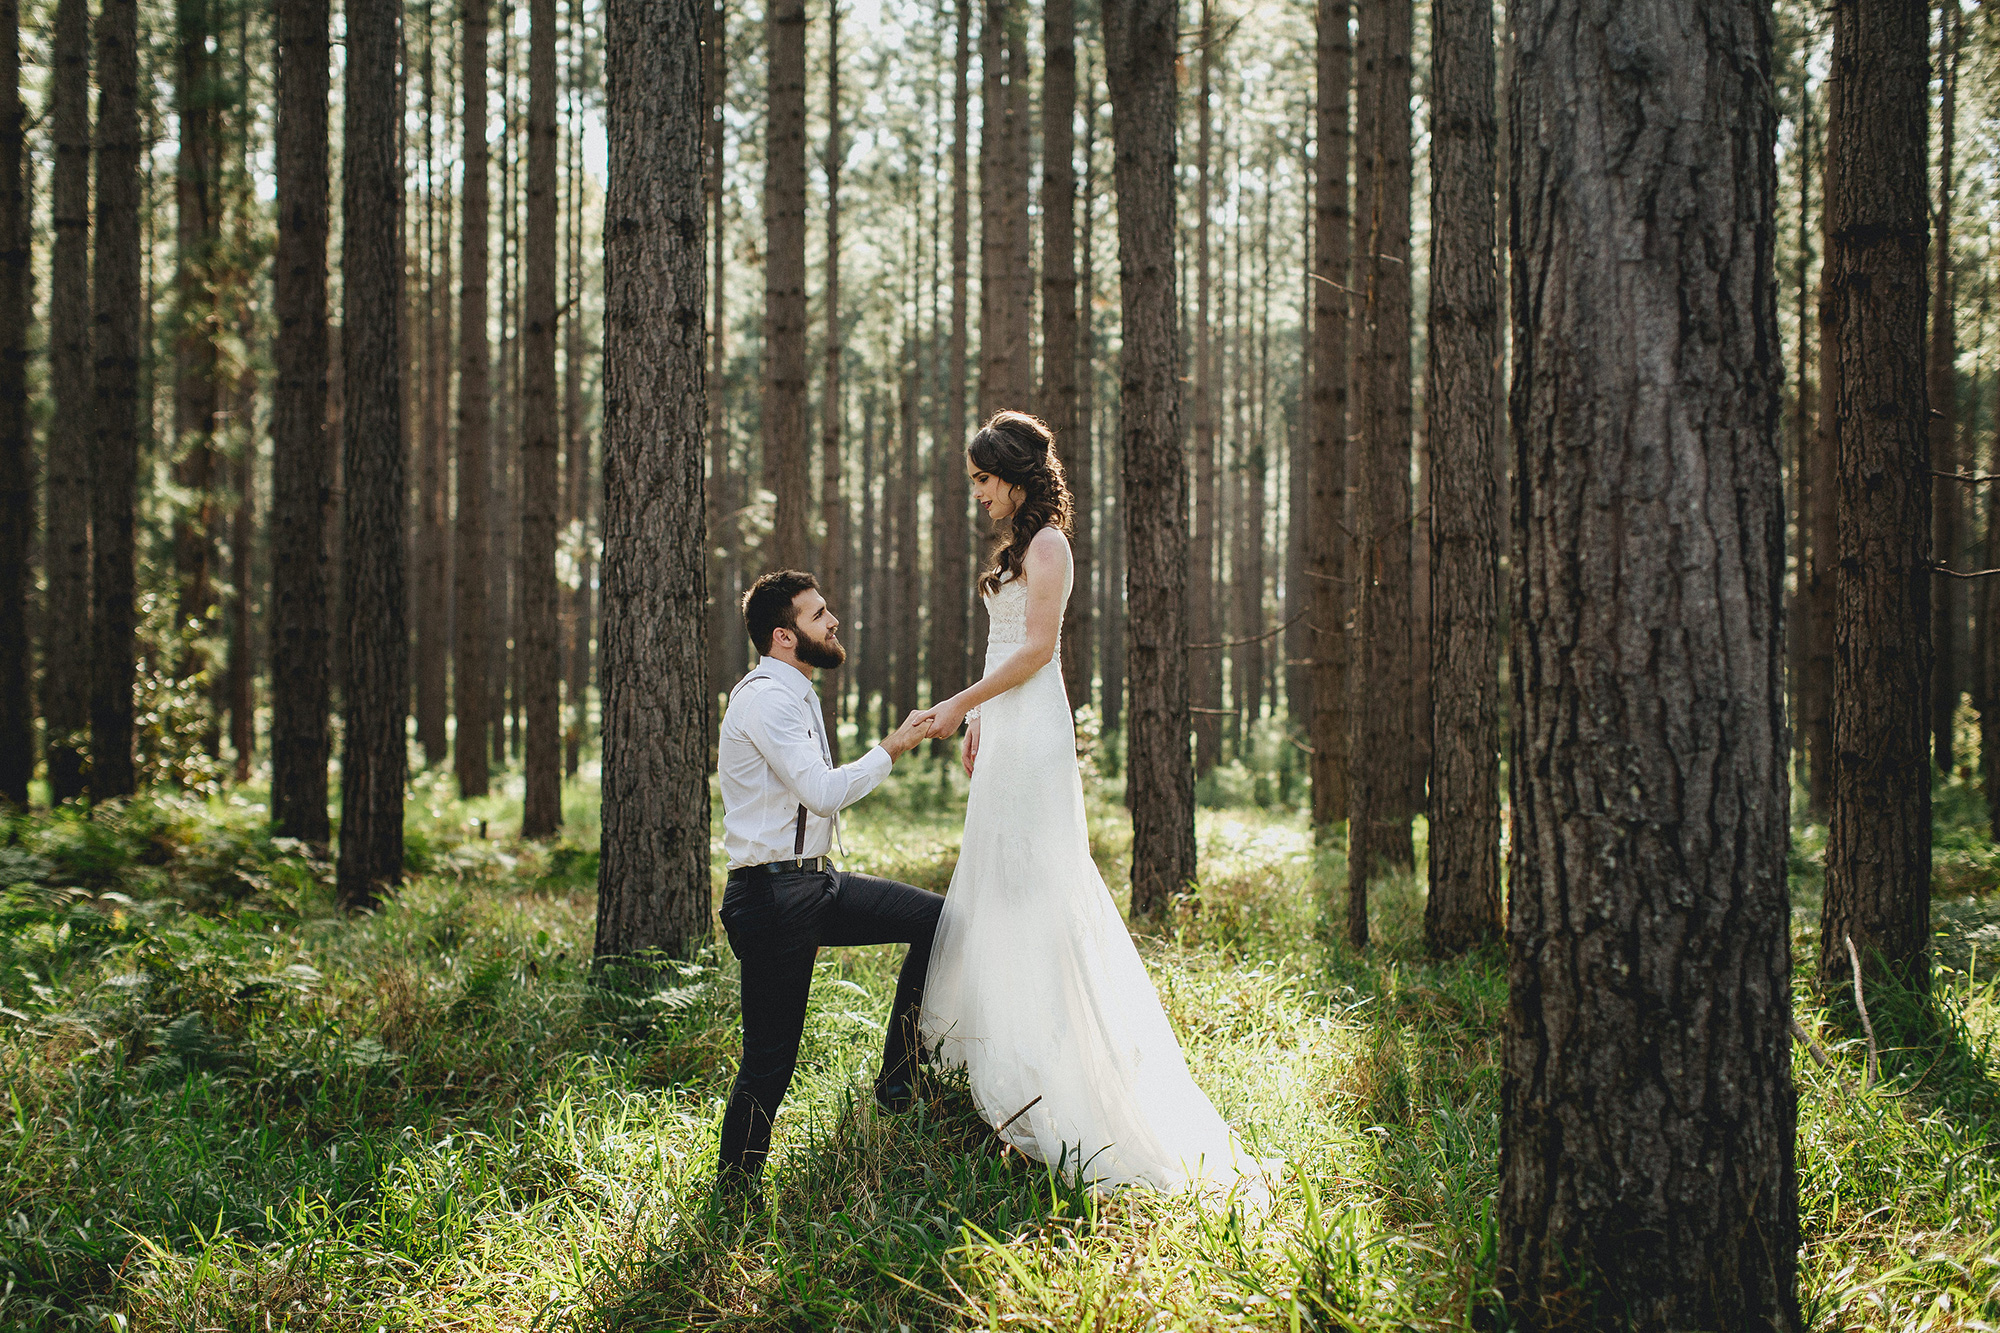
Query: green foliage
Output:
[[0, 774, 1996, 1330]]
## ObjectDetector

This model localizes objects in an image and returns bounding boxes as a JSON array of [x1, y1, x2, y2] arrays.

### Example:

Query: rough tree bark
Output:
[[1308, 0, 1350, 830], [1928, 5, 1960, 776], [43, 0, 92, 806], [820, 1, 844, 757], [763, 0, 810, 572], [519, 0, 562, 837], [270, 0, 331, 844], [1820, 0, 1932, 996], [1345, 0, 1415, 946], [1499, 0, 1799, 1324], [0, 0, 27, 808], [1076, 63, 1100, 718], [1105, 0, 1193, 920], [336, 0, 407, 910], [1422, 0, 1499, 957], [90, 0, 141, 800], [704, 0, 730, 711], [172, 0, 220, 688], [1190, 0, 1219, 773], [1804, 68, 1839, 820], [1787, 76, 1813, 790], [456, 0, 493, 799], [595, 0, 712, 967], [1045, 0, 1087, 715], [415, 4, 452, 769]]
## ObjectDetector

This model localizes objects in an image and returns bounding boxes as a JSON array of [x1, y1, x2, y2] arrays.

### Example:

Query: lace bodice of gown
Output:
[[982, 540, 1072, 653]]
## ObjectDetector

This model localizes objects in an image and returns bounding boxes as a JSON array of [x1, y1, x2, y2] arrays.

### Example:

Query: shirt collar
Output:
[[754, 655, 815, 699]]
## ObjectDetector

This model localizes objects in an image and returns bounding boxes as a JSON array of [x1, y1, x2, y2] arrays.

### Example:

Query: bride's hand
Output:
[[925, 698, 970, 739], [962, 717, 980, 776]]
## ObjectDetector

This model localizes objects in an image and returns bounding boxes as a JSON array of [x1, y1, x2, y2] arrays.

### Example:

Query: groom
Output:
[[714, 570, 943, 1206]]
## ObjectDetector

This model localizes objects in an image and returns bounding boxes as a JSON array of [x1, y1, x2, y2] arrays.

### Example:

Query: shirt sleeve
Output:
[[742, 687, 893, 817]]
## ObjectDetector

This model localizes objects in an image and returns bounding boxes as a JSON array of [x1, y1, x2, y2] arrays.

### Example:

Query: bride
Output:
[[916, 410, 1268, 1201]]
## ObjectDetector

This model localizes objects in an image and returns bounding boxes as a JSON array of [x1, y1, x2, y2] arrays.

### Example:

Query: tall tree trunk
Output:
[[0, 0, 27, 807], [416, 5, 452, 768], [1105, 0, 1192, 920], [173, 0, 221, 704], [1044, 0, 1085, 714], [704, 0, 730, 714], [1928, 4, 1960, 775], [1004, 9, 1033, 410], [894, 315, 920, 718], [1422, 0, 1499, 957], [1286, 138, 1310, 732], [1788, 84, 1814, 792], [820, 1, 845, 758], [1821, 0, 1932, 996], [1308, 0, 1351, 830], [1076, 62, 1099, 719], [271, 0, 331, 843], [456, 0, 493, 798], [1983, 385, 2000, 836], [1805, 71, 1840, 820], [763, 0, 810, 571], [563, 0, 589, 778], [1500, 1, 1799, 1321], [44, 0, 92, 806], [1190, 0, 1220, 774], [520, 0, 562, 836], [1345, 0, 1415, 946], [979, 0, 1011, 421], [338, 0, 408, 908], [596, 0, 711, 966], [931, 0, 972, 731], [90, 0, 142, 800]]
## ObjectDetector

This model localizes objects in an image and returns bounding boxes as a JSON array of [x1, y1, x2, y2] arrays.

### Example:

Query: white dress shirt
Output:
[[719, 657, 893, 869]]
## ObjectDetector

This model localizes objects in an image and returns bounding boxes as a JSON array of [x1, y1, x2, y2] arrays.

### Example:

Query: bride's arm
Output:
[[927, 529, 1067, 736]]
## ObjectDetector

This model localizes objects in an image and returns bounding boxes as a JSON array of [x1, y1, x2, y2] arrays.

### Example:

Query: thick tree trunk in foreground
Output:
[[336, 0, 407, 910], [44, 0, 92, 805], [1422, 0, 1499, 957], [595, 0, 712, 966], [270, 0, 331, 845], [0, 0, 28, 808], [1500, 0, 1798, 1324], [1308, 0, 1351, 830], [90, 0, 141, 801], [1105, 0, 1192, 920], [456, 0, 493, 799], [1345, 0, 1415, 946], [520, 0, 563, 837], [763, 0, 810, 572], [1821, 0, 1931, 996]]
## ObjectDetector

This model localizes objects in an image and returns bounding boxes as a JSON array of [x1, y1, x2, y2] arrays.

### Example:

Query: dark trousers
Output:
[[716, 867, 943, 1177]]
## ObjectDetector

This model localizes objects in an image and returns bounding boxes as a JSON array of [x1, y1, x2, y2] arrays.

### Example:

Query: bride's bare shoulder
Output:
[[1029, 526, 1071, 557]]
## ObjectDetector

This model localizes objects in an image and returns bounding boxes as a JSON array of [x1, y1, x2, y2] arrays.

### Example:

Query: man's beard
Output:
[[796, 628, 846, 670]]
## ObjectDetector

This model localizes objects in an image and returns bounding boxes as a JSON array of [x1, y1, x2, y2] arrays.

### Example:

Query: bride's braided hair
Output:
[[971, 411, 1073, 595]]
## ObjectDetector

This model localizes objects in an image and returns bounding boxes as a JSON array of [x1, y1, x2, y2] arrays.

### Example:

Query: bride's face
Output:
[[969, 457, 1025, 523]]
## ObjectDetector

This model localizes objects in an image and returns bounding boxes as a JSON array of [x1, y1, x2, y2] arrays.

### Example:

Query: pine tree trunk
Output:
[[1004, 10, 1033, 410], [90, 0, 142, 801], [337, 0, 408, 909], [43, 0, 92, 806], [1044, 0, 1086, 714], [979, 0, 1010, 420], [1075, 66, 1099, 718], [519, 0, 562, 836], [1787, 87, 1813, 792], [1105, 0, 1192, 920], [1103, 394, 1126, 733], [173, 0, 221, 702], [895, 330, 920, 718], [704, 0, 730, 716], [1421, 0, 1499, 957], [270, 0, 332, 844], [1345, 0, 1416, 945], [596, 0, 712, 967], [456, 0, 493, 798], [1190, 0, 1220, 774], [1308, 0, 1351, 830], [564, 2, 590, 775], [0, 0, 27, 808], [416, 4, 453, 769], [820, 3, 845, 758], [931, 0, 972, 724], [1929, 7, 1959, 775], [1821, 0, 1932, 997], [1804, 69, 1839, 820], [1286, 141, 1310, 732], [764, 0, 811, 572], [1500, 1, 1798, 1321]]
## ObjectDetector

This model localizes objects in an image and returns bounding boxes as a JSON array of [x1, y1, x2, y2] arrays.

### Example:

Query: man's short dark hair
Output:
[[742, 570, 820, 655]]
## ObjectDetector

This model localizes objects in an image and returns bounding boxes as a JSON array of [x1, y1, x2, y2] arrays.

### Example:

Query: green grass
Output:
[[2, 748, 1997, 1330]]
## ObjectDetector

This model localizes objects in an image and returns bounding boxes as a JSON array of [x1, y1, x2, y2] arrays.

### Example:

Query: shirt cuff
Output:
[[859, 744, 894, 778]]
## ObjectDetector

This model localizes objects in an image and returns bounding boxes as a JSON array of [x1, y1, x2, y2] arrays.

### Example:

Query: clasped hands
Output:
[[880, 699, 975, 761]]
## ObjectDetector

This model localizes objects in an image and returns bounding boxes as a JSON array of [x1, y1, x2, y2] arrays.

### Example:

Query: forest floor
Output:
[[3, 733, 1998, 1331]]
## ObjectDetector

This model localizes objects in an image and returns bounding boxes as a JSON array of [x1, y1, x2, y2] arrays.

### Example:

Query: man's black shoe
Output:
[[874, 1076, 920, 1114]]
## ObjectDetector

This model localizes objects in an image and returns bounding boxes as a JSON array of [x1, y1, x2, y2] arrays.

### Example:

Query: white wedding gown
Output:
[[920, 536, 1268, 1200]]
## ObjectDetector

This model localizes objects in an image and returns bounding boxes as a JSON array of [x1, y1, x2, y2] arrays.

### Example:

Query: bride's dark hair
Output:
[[971, 411, 1073, 595]]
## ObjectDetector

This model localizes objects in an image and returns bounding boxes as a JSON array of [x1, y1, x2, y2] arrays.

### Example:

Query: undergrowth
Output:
[[0, 754, 1995, 1330]]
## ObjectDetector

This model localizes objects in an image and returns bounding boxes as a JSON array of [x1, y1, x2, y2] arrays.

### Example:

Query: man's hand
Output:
[[883, 709, 936, 760], [962, 717, 980, 776]]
